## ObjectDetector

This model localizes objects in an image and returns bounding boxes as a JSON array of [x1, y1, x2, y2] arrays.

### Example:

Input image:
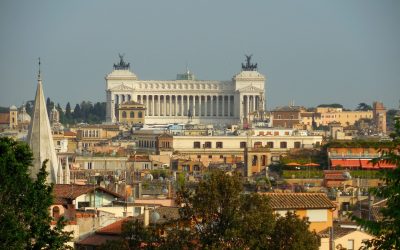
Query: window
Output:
[[306, 209, 327, 222], [274, 131, 279, 136], [193, 141, 201, 148], [220, 155, 224, 159], [294, 142, 301, 148], [254, 142, 262, 148], [122, 111, 127, 118], [193, 165, 200, 172], [216, 142, 223, 148], [284, 131, 290, 135], [347, 239, 354, 250], [52, 206, 60, 218], [78, 201, 90, 209], [208, 155, 212, 159], [134, 207, 141, 216], [182, 165, 189, 171], [138, 111, 143, 118], [240, 142, 247, 148], [280, 141, 287, 148], [197, 155, 201, 159], [277, 115, 281, 119], [267, 142, 274, 148], [130, 111, 135, 118], [204, 142, 212, 148]]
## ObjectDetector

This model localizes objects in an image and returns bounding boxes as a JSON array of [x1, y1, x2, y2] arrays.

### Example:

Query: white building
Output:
[[106, 55, 266, 125]]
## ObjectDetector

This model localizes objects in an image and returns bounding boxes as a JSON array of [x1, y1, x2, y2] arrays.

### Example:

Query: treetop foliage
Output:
[[317, 103, 344, 109], [99, 170, 320, 249], [0, 138, 72, 249], [353, 117, 400, 249]]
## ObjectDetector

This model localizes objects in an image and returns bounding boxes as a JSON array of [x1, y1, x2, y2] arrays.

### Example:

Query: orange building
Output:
[[327, 143, 396, 169], [264, 193, 336, 233]]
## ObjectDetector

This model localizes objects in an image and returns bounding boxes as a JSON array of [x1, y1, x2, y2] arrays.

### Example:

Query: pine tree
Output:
[[73, 104, 81, 122]]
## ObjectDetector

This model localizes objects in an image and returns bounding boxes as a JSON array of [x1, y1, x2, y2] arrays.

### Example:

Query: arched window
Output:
[[122, 111, 127, 118], [138, 111, 143, 118], [52, 206, 60, 218], [130, 112, 135, 118]]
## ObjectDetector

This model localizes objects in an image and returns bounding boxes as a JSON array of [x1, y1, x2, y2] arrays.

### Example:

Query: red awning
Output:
[[360, 159, 379, 169], [331, 159, 360, 168], [378, 161, 396, 169]]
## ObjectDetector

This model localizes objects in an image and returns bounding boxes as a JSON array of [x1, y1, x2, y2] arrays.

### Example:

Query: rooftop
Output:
[[263, 193, 335, 210], [53, 184, 123, 204]]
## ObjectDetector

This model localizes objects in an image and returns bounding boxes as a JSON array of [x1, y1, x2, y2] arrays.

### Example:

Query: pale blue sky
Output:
[[0, 0, 399, 110]]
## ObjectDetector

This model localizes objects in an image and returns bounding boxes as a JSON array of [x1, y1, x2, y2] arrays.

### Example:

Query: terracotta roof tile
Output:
[[95, 207, 180, 236], [263, 193, 335, 210], [318, 226, 357, 239], [53, 184, 123, 201], [96, 217, 131, 235]]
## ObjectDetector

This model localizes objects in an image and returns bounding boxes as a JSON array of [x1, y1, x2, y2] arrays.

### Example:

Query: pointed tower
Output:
[[27, 58, 59, 183]]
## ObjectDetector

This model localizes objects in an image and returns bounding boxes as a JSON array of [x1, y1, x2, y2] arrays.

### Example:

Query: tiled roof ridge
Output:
[[263, 192, 335, 209]]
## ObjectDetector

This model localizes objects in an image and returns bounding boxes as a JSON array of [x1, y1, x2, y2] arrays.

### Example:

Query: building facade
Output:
[[117, 101, 145, 125], [106, 55, 266, 125]]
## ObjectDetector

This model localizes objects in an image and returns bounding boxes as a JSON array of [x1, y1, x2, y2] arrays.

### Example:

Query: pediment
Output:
[[110, 83, 134, 92], [237, 85, 263, 93]]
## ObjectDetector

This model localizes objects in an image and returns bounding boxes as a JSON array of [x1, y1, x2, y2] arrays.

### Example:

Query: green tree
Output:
[[353, 117, 400, 249], [25, 100, 34, 117], [270, 212, 320, 250], [0, 138, 72, 249], [65, 102, 72, 123], [56, 103, 65, 124], [356, 102, 373, 111], [317, 103, 344, 109], [73, 103, 81, 122], [46, 97, 54, 118], [172, 170, 317, 249], [99, 170, 320, 249]]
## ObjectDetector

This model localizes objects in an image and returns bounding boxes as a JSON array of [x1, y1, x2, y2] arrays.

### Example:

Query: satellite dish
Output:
[[144, 174, 153, 181], [343, 171, 352, 179]]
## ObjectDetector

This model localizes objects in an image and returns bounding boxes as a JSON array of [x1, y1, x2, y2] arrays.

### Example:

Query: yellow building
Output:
[[315, 107, 373, 126], [70, 124, 120, 150], [264, 193, 336, 233], [117, 101, 145, 125], [319, 227, 373, 250]]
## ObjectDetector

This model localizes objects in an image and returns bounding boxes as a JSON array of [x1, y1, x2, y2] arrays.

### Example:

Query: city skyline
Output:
[[0, 1, 399, 109]]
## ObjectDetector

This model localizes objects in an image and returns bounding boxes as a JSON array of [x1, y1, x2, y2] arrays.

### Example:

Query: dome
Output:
[[18, 106, 31, 123], [9, 105, 17, 110]]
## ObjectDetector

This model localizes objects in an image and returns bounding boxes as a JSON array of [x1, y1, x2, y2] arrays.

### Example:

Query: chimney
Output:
[[144, 206, 149, 227]]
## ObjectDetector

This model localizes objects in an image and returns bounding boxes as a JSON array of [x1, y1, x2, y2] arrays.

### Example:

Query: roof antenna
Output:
[[186, 62, 190, 74]]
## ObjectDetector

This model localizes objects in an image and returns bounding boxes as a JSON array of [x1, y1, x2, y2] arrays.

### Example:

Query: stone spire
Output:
[[27, 58, 59, 183]]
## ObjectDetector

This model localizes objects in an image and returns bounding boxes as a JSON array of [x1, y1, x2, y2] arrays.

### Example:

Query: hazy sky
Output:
[[0, 0, 399, 110]]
